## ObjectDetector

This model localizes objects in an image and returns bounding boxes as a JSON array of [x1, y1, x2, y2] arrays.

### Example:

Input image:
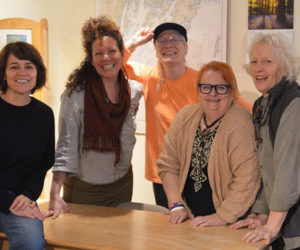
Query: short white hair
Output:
[[246, 33, 300, 81]]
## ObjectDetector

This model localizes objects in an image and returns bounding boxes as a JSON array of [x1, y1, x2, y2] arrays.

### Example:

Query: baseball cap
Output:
[[153, 22, 187, 42]]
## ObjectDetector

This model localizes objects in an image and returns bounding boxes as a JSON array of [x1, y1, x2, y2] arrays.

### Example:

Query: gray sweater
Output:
[[53, 80, 142, 184]]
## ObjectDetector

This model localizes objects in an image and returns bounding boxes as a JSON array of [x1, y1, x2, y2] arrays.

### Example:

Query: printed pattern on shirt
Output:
[[189, 123, 219, 192]]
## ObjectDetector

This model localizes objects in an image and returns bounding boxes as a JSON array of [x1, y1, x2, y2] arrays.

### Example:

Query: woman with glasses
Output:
[[230, 33, 300, 250], [157, 61, 260, 226], [124, 23, 252, 208]]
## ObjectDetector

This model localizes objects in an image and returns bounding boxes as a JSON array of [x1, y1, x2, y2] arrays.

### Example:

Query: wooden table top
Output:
[[39, 202, 269, 250]]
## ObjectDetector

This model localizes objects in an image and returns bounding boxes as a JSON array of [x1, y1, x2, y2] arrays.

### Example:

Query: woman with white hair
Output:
[[231, 33, 300, 250]]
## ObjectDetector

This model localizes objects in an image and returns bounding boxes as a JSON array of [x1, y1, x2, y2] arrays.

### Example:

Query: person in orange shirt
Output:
[[124, 23, 252, 208]]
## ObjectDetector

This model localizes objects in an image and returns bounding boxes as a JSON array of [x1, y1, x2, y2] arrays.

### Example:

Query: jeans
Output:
[[0, 211, 45, 250]]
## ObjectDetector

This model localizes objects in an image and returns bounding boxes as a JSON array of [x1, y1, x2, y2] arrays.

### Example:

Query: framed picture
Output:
[[0, 29, 32, 49], [247, 0, 294, 63]]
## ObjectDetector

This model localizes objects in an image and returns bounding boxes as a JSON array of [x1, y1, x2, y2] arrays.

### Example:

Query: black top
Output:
[[183, 122, 219, 217], [0, 97, 55, 214]]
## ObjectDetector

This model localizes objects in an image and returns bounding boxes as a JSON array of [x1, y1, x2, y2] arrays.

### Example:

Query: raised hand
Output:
[[125, 27, 154, 52]]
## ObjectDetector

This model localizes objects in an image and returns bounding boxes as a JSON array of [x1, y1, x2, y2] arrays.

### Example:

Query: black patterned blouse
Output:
[[183, 121, 220, 216]]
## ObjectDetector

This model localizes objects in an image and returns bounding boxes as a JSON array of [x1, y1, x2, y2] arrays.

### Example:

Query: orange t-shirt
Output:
[[124, 49, 252, 184]]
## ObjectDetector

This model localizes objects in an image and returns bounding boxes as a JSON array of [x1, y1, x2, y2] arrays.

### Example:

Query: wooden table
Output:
[[1, 202, 270, 250]]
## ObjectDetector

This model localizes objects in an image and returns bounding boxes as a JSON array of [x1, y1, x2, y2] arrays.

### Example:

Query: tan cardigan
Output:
[[157, 103, 260, 223]]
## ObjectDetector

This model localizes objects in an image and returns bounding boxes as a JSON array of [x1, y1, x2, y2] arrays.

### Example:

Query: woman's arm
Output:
[[271, 99, 300, 212], [241, 211, 287, 244], [53, 91, 81, 174], [43, 171, 71, 219], [162, 172, 182, 208], [230, 186, 269, 230], [43, 92, 82, 218], [162, 172, 193, 223], [214, 110, 261, 223], [157, 107, 196, 223]]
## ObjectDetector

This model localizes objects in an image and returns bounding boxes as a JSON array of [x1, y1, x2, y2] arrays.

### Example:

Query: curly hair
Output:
[[66, 16, 124, 93]]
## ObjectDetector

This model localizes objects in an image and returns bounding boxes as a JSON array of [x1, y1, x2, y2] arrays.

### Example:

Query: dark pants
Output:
[[63, 166, 133, 207], [153, 183, 168, 209]]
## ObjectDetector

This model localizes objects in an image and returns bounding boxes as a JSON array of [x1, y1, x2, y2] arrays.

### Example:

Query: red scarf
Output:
[[83, 71, 130, 165]]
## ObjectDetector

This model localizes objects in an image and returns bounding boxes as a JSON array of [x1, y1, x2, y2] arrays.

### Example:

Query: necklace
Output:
[[200, 113, 223, 136], [204, 113, 224, 129]]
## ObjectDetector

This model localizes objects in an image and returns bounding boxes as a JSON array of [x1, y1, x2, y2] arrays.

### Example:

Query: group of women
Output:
[[0, 15, 299, 250]]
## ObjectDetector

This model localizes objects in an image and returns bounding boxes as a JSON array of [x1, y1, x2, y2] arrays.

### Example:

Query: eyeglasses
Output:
[[198, 83, 230, 95], [155, 37, 183, 47]]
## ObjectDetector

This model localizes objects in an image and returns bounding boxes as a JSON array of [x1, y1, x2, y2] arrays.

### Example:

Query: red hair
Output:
[[198, 61, 239, 99]]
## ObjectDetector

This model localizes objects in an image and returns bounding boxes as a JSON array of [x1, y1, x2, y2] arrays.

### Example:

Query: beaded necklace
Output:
[[200, 113, 224, 136]]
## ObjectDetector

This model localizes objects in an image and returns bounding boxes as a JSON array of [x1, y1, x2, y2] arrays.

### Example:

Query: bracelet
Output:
[[169, 202, 184, 212], [170, 206, 185, 212]]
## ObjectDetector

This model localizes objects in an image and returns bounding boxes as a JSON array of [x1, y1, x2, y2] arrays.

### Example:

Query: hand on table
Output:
[[168, 207, 194, 224], [241, 224, 279, 244], [42, 195, 71, 219], [190, 213, 226, 227], [230, 214, 268, 230]]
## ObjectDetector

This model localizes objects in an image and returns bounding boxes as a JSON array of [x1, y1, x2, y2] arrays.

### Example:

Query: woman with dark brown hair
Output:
[[44, 16, 142, 218], [0, 42, 54, 249]]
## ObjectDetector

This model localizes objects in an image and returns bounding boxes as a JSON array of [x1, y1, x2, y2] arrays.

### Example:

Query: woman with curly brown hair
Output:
[[44, 16, 142, 218]]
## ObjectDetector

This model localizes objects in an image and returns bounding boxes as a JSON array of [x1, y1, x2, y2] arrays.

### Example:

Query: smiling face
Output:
[[154, 30, 187, 66], [5, 54, 37, 97], [249, 43, 285, 96], [91, 36, 123, 82], [199, 69, 233, 116]]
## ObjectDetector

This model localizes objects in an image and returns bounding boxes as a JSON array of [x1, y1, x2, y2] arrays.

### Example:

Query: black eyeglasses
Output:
[[198, 83, 230, 95]]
